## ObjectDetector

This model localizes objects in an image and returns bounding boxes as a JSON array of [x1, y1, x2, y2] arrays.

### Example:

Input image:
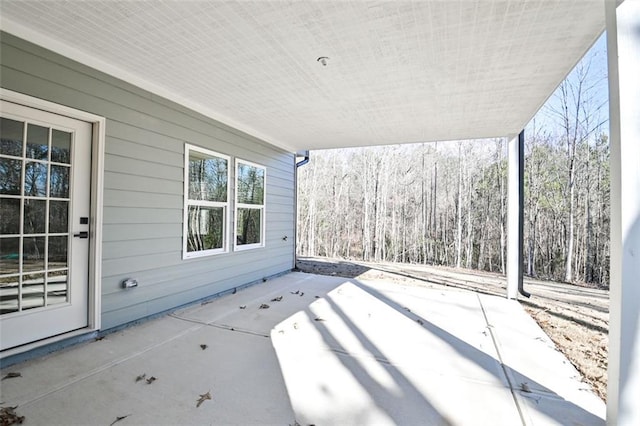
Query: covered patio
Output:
[[0, 1, 638, 424], [0, 272, 605, 425]]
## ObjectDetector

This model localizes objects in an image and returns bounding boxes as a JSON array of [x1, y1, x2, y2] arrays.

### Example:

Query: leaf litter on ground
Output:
[[109, 414, 131, 426], [196, 391, 212, 408], [1, 373, 21, 380], [0, 406, 24, 425]]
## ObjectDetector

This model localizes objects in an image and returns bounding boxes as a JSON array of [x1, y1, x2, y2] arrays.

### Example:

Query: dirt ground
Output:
[[295, 256, 609, 401]]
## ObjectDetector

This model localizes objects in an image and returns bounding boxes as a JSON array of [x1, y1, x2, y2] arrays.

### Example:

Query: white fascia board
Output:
[[0, 17, 297, 154]]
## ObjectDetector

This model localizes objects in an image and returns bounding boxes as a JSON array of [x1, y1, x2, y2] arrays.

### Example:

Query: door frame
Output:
[[0, 88, 105, 356]]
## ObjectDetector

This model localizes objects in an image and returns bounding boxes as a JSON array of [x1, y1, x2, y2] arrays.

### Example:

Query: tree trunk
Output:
[[497, 140, 506, 274], [455, 142, 463, 268], [465, 160, 473, 269], [564, 145, 575, 282]]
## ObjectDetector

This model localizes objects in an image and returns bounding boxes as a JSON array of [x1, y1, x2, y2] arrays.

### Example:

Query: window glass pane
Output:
[[24, 161, 47, 197], [0, 198, 20, 234], [188, 152, 227, 202], [0, 158, 22, 195], [48, 236, 68, 269], [236, 208, 262, 245], [50, 165, 70, 198], [237, 163, 264, 205], [26, 124, 48, 160], [23, 236, 45, 272], [51, 129, 71, 164], [0, 117, 24, 156], [23, 199, 46, 234], [0, 237, 20, 275], [187, 206, 224, 252], [22, 273, 45, 310], [49, 200, 69, 233]]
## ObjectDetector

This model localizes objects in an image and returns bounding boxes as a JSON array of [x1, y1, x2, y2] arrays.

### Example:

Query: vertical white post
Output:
[[507, 133, 523, 299], [606, 0, 640, 424]]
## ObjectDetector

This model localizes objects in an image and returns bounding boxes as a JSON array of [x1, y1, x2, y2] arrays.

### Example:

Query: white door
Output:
[[0, 100, 91, 351]]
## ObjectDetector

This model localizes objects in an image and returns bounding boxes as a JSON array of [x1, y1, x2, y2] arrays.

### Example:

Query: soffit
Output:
[[0, 1, 605, 151]]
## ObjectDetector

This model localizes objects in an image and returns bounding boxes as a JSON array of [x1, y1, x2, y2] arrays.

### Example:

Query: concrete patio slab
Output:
[[0, 272, 606, 425]]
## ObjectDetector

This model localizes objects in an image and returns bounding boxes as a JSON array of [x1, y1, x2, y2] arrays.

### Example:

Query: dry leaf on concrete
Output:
[[0, 406, 24, 425], [520, 383, 532, 393], [1, 373, 21, 381], [109, 414, 130, 426], [196, 391, 212, 408]]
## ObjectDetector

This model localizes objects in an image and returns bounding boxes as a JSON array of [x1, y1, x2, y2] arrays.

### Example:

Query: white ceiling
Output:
[[0, 1, 605, 152]]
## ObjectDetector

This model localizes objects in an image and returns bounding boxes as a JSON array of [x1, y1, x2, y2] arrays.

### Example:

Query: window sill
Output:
[[234, 243, 264, 252], [183, 248, 228, 260]]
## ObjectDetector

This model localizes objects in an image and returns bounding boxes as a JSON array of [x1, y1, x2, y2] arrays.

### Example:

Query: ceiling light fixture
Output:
[[317, 56, 329, 66]]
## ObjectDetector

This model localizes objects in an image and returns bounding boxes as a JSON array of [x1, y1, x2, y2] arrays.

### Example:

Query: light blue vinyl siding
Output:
[[1, 32, 295, 329]]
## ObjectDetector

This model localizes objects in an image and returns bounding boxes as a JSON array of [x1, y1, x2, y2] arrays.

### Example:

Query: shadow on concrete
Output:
[[300, 279, 604, 425], [307, 295, 454, 425]]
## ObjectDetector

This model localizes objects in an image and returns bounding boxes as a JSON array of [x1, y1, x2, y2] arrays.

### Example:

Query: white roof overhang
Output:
[[0, 1, 606, 152]]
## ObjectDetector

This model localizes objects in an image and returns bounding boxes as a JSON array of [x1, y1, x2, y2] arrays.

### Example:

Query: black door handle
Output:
[[73, 231, 89, 239]]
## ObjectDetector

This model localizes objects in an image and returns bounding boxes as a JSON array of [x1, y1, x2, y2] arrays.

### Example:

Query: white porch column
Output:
[[606, 0, 640, 424], [507, 132, 524, 299]]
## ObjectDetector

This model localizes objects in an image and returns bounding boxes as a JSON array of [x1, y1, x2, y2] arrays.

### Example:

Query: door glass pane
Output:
[[23, 236, 45, 272], [49, 201, 69, 233], [23, 199, 46, 234], [187, 206, 224, 251], [0, 113, 80, 317], [26, 124, 48, 160], [0, 158, 22, 195], [0, 117, 24, 157], [0, 198, 20, 234], [51, 130, 71, 164], [48, 236, 68, 269], [0, 238, 20, 275], [50, 165, 69, 198], [47, 271, 68, 305], [0, 274, 19, 314], [22, 273, 45, 310], [24, 161, 48, 197]]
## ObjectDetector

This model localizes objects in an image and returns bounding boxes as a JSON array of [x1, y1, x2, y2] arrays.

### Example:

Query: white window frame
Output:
[[183, 144, 230, 259], [234, 159, 266, 251]]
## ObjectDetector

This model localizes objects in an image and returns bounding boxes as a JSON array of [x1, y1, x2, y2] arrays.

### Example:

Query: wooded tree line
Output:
[[297, 49, 610, 287]]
